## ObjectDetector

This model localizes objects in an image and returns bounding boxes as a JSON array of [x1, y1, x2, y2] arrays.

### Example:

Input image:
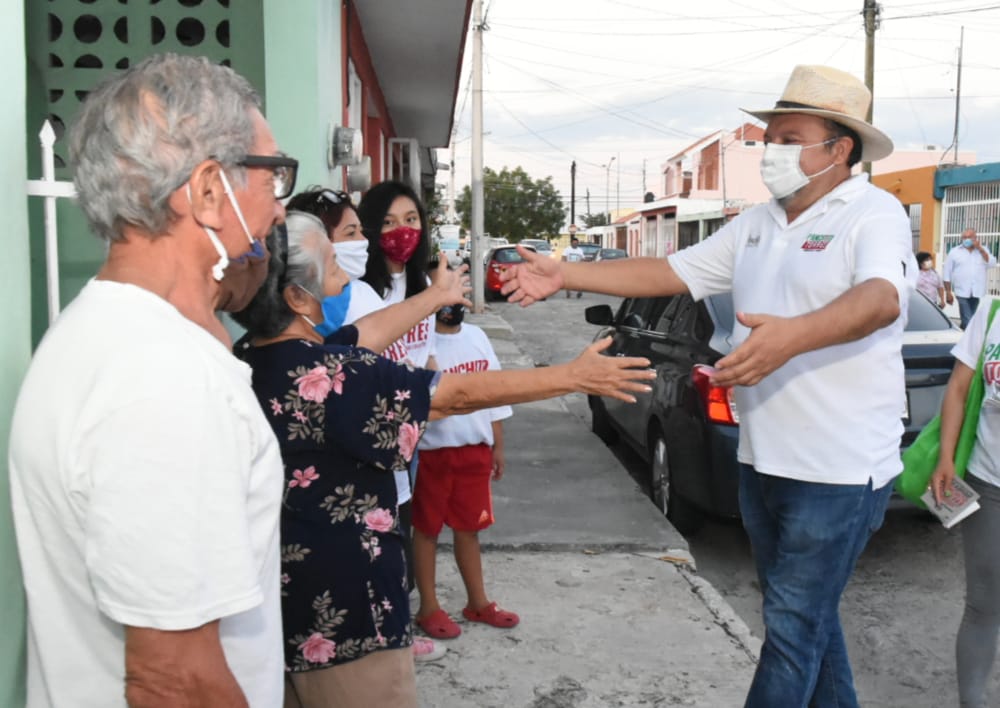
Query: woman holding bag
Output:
[[930, 298, 1000, 708]]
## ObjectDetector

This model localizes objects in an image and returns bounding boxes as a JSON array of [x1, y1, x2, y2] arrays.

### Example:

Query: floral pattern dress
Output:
[[237, 336, 438, 673]]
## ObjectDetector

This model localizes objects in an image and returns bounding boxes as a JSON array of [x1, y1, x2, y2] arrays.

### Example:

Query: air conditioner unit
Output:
[[388, 138, 421, 192]]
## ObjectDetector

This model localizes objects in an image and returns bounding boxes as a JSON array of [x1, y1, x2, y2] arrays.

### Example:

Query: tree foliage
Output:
[[456, 166, 565, 241], [581, 212, 609, 227]]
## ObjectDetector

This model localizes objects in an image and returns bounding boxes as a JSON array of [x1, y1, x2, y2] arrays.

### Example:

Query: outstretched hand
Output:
[[568, 337, 656, 402], [712, 312, 802, 387], [430, 258, 473, 309], [499, 245, 564, 307]]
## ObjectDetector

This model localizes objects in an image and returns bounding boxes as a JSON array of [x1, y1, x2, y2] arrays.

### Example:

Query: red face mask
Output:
[[380, 226, 421, 264]]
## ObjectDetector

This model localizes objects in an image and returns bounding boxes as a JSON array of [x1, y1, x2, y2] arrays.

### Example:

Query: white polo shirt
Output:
[[943, 245, 997, 298], [669, 174, 917, 488]]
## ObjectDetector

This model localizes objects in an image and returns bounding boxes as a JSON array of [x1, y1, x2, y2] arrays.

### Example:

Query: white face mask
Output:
[[333, 239, 369, 281], [759, 140, 836, 200], [188, 170, 260, 281]]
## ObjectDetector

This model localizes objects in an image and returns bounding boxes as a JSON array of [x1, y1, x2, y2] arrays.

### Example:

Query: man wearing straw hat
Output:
[[500, 65, 917, 707]]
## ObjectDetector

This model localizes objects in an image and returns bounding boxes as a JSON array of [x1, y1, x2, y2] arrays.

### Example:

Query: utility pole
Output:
[[604, 156, 615, 226], [642, 158, 647, 197], [586, 188, 591, 219], [470, 0, 485, 312], [570, 160, 576, 227], [447, 130, 457, 223], [951, 26, 965, 165], [862, 0, 880, 177], [616, 151, 621, 216]]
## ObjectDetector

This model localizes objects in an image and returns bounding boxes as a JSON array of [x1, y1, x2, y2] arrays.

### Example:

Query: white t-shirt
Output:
[[943, 245, 997, 298], [384, 271, 437, 368], [344, 279, 409, 362], [669, 174, 917, 489], [8, 280, 284, 708], [562, 246, 585, 263], [952, 298, 1000, 487], [419, 324, 512, 450]]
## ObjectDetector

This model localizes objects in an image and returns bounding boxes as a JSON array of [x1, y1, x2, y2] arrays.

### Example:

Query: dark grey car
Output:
[[586, 291, 961, 534]]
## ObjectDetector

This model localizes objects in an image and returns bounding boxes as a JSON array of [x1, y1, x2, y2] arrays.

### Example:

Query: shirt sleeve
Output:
[[666, 221, 740, 301], [81, 387, 264, 630], [952, 301, 993, 370], [327, 352, 438, 471], [943, 250, 955, 283], [852, 211, 916, 304]]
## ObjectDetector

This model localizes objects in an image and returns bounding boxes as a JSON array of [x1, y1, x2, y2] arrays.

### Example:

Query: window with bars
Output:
[[942, 181, 1000, 257]]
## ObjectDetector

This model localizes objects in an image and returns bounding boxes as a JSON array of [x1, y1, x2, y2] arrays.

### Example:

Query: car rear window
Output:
[[493, 248, 525, 264], [580, 244, 601, 253]]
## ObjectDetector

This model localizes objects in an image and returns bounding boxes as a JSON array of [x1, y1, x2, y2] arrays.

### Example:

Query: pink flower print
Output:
[[363, 508, 394, 533], [373, 545, 382, 558], [331, 363, 346, 395], [295, 366, 333, 403], [385, 411, 395, 421], [299, 632, 336, 664], [293, 410, 308, 424], [288, 466, 319, 489], [281, 573, 291, 585], [269, 398, 283, 416], [394, 389, 411, 402], [381, 599, 393, 611], [397, 421, 421, 461]]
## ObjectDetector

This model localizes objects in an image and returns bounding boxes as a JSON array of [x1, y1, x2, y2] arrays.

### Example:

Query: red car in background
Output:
[[484, 244, 535, 300]]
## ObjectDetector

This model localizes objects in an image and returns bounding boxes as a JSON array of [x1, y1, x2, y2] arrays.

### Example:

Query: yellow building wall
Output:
[[873, 165, 941, 262]]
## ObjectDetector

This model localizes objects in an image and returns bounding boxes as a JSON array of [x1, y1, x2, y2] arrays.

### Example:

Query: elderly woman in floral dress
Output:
[[232, 213, 654, 708]]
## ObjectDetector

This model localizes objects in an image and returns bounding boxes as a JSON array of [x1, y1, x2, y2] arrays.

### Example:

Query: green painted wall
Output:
[[263, 0, 344, 190], [2, 0, 29, 703], [25, 1, 266, 345]]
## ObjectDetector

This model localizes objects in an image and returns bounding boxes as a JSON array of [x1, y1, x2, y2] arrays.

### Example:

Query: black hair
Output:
[[285, 187, 356, 239], [357, 180, 431, 299], [916, 251, 933, 266], [823, 119, 863, 168]]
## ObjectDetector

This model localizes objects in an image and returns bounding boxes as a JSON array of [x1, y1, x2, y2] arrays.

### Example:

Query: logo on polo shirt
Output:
[[747, 234, 761, 248], [801, 233, 835, 251]]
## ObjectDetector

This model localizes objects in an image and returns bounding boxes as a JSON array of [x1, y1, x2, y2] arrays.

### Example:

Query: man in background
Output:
[[561, 236, 585, 298], [944, 227, 997, 328]]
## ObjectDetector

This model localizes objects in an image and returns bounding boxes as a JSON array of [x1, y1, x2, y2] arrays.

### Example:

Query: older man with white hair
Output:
[[9, 54, 295, 707], [500, 65, 917, 708]]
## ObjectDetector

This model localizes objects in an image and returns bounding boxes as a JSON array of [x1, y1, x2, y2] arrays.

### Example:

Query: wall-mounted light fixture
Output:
[[329, 124, 363, 168]]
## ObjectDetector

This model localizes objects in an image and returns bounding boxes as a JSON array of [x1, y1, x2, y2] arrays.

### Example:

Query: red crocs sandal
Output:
[[462, 602, 520, 629], [415, 609, 462, 639]]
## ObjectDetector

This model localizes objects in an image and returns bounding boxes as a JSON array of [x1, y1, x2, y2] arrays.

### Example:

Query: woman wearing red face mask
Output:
[[357, 181, 437, 641], [358, 180, 436, 368]]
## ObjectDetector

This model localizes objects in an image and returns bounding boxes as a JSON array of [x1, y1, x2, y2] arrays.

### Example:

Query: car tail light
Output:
[[691, 364, 739, 426]]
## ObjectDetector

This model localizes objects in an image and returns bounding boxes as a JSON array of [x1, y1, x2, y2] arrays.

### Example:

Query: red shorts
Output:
[[412, 444, 494, 536]]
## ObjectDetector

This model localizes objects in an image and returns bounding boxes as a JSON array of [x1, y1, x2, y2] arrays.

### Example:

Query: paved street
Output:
[[484, 290, 1000, 708]]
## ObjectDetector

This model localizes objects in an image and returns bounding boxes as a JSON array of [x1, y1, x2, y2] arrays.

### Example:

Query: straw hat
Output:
[[742, 65, 894, 162]]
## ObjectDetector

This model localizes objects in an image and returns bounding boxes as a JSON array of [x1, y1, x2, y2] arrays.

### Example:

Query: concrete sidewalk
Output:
[[413, 312, 759, 708]]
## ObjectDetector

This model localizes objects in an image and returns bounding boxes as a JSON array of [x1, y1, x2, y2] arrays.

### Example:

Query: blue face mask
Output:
[[310, 281, 352, 337], [963, 239, 975, 248]]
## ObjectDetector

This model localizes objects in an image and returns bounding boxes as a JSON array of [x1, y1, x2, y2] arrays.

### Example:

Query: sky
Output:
[[442, 0, 1000, 223]]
